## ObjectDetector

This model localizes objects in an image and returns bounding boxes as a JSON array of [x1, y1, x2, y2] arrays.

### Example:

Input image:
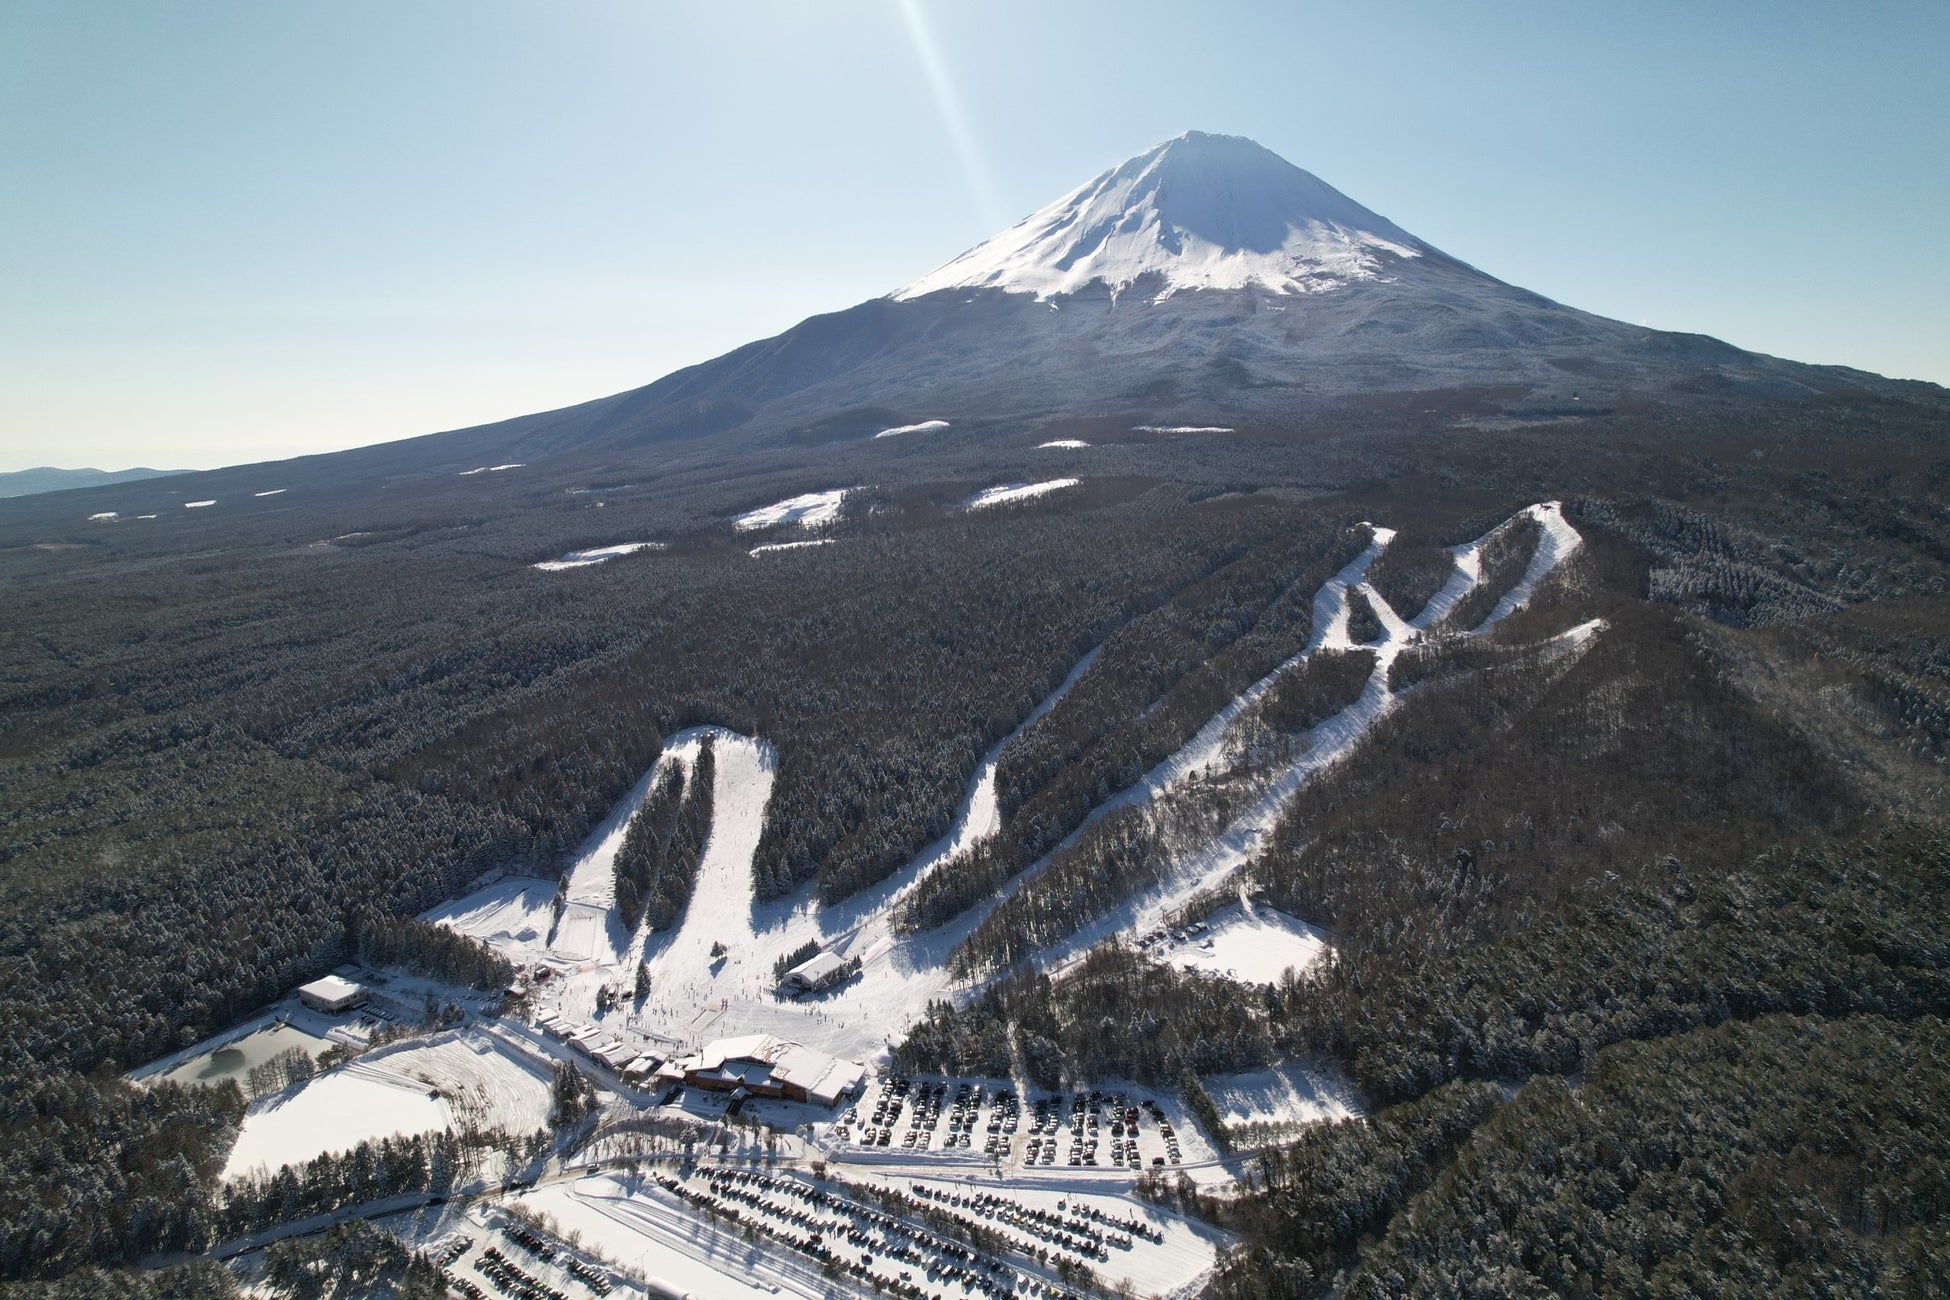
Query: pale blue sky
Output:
[[2, 1, 1944, 471]]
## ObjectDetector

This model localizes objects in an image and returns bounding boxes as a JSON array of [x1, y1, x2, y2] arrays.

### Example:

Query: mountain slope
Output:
[[0, 466, 187, 498], [22, 130, 1908, 496]]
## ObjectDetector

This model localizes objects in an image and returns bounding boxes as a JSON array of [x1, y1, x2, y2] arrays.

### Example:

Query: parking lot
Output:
[[825, 1075, 1192, 1171]]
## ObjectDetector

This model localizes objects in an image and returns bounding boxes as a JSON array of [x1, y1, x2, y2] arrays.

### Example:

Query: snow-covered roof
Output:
[[894, 131, 1424, 303], [298, 975, 362, 1003], [783, 951, 846, 985]]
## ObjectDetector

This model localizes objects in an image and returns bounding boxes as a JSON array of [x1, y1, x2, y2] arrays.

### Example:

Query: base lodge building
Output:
[[656, 1034, 865, 1107]]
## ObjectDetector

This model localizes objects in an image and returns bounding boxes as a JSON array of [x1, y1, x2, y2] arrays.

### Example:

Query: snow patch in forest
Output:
[[873, 419, 950, 439], [1151, 902, 1328, 985], [963, 479, 1079, 510], [733, 489, 851, 531], [532, 542, 660, 571], [1205, 1060, 1361, 1130]]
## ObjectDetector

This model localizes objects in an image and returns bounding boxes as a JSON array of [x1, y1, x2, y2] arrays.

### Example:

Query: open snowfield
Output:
[[221, 1027, 551, 1180], [873, 419, 950, 438], [963, 479, 1078, 510], [1151, 902, 1327, 984], [1205, 1060, 1361, 1131], [224, 1057, 448, 1180], [733, 488, 851, 531], [533, 542, 660, 571]]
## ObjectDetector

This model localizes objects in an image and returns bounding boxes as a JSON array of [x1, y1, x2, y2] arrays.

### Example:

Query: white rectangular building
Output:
[[297, 975, 366, 1014]]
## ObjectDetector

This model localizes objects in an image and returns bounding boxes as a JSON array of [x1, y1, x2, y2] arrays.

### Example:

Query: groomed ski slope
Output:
[[435, 503, 1592, 1070]]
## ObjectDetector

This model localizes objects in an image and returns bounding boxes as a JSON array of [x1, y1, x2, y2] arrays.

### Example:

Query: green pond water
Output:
[[162, 1022, 332, 1087]]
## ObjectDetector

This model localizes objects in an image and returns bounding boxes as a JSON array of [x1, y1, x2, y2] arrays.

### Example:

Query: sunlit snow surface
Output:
[[872, 419, 950, 438], [1151, 902, 1328, 984], [1206, 1060, 1362, 1130], [222, 1028, 551, 1180], [732, 488, 850, 531], [894, 131, 1422, 302], [963, 478, 1079, 510], [532, 542, 660, 571]]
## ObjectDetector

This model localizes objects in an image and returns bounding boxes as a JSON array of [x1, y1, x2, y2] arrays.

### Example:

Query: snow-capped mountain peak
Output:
[[893, 131, 1427, 302]]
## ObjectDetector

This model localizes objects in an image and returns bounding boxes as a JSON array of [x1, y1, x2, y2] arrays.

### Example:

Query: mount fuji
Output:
[[315, 129, 1903, 477], [894, 132, 1429, 301], [26, 132, 1929, 495]]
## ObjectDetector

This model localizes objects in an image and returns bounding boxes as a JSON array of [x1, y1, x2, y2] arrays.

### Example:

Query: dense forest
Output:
[[612, 738, 714, 931]]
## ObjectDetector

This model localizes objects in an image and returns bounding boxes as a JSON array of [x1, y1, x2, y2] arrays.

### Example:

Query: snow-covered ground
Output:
[[533, 542, 661, 571], [963, 479, 1079, 510], [1147, 902, 1327, 985], [873, 419, 950, 438], [221, 1027, 552, 1180], [733, 489, 851, 532], [1204, 1060, 1361, 1131], [749, 538, 836, 557]]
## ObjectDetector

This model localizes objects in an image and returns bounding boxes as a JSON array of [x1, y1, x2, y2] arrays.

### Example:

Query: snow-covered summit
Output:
[[894, 131, 1427, 301]]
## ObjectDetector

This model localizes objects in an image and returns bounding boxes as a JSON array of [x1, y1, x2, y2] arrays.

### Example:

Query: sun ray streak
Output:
[[894, 0, 1006, 228]]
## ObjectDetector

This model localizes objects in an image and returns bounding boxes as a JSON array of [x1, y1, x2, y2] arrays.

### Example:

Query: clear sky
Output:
[[2, 0, 1944, 472]]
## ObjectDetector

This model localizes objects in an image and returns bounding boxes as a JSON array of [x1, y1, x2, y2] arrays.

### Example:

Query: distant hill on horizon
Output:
[[0, 465, 188, 498]]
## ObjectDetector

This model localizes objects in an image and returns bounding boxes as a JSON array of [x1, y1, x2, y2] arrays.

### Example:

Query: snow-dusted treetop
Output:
[[893, 131, 1426, 302]]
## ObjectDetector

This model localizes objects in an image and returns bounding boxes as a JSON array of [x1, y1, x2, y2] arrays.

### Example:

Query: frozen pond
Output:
[[161, 1022, 333, 1088]]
